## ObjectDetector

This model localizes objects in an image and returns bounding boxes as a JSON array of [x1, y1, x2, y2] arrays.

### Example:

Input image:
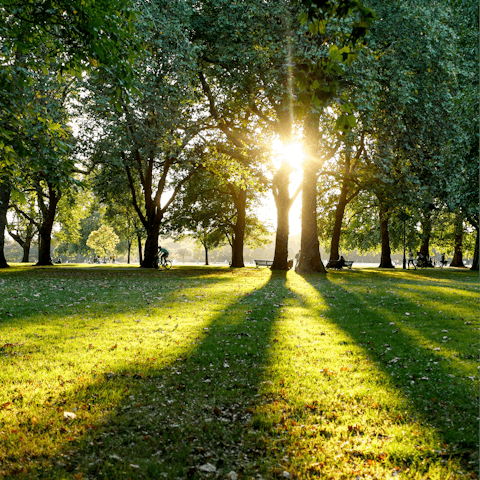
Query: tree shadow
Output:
[[0, 266, 253, 324], [300, 272, 478, 470], [9, 270, 291, 479]]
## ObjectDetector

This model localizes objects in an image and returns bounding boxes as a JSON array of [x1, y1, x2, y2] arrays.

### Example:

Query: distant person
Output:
[[158, 246, 169, 260], [295, 251, 301, 268], [407, 250, 415, 269], [440, 253, 447, 268]]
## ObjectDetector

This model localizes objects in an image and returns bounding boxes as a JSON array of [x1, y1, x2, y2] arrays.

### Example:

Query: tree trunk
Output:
[[127, 240, 132, 264], [36, 183, 60, 266], [141, 222, 160, 268], [296, 110, 326, 274], [450, 214, 465, 267], [22, 241, 31, 263], [328, 150, 360, 264], [204, 244, 209, 265], [271, 163, 291, 270], [21, 221, 35, 263], [230, 189, 246, 268], [37, 225, 53, 265], [329, 181, 348, 263], [296, 160, 326, 274], [137, 234, 143, 265], [20, 231, 33, 263], [37, 217, 56, 265], [471, 228, 479, 271], [378, 202, 394, 268], [0, 179, 11, 268], [9, 225, 34, 263], [419, 215, 431, 261]]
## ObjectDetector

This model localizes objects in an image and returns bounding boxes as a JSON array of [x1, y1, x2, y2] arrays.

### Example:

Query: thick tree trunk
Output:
[[379, 203, 394, 268], [296, 110, 326, 274], [36, 183, 60, 266], [231, 189, 246, 268], [22, 241, 31, 263], [37, 224, 54, 265], [471, 228, 479, 271], [296, 160, 326, 274], [450, 214, 465, 267], [419, 215, 431, 261], [271, 163, 291, 270], [0, 179, 11, 268], [141, 222, 160, 268]]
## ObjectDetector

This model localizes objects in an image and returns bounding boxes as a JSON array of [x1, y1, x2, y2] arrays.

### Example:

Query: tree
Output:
[[296, 109, 328, 273], [7, 194, 38, 263], [86, 225, 119, 260], [80, 0, 206, 268], [164, 168, 269, 266], [194, 229, 225, 266], [0, 0, 137, 268], [91, 161, 146, 265], [319, 0, 463, 268], [0, 178, 11, 268], [53, 188, 93, 261], [11, 72, 76, 266]]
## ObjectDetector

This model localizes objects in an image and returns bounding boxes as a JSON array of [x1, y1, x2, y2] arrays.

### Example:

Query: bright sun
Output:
[[260, 139, 304, 236], [272, 139, 305, 169]]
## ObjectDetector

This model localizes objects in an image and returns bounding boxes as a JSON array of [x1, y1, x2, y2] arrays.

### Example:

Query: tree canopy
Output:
[[1, 0, 477, 270]]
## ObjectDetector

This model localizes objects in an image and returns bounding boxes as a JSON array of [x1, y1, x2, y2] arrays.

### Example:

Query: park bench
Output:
[[326, 258, 353, 270], [254, 260, 273, 268]]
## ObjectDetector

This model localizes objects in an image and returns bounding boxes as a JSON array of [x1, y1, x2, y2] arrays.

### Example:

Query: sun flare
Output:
[[272, 139, 305, 169]]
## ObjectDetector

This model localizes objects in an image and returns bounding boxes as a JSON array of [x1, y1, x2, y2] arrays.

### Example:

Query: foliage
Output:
[[53, 188, 92, 255], [86, 225, 119, 258], [79, 0, 207, 267], [0, 0, 137, 164]]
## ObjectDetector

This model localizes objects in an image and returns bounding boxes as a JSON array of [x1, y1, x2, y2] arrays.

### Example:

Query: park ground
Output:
[[0, 265, 478, 479]]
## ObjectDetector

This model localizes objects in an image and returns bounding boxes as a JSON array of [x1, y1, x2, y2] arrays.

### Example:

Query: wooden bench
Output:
[[254, 260, 273, 268], [344, 260, 353, 269]]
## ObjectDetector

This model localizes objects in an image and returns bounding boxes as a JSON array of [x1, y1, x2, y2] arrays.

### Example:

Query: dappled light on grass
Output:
[[0, 266, 477, 479], [321, 270, 478, 471], [257, 273, 441, 479], [0, 267, 274, 477]]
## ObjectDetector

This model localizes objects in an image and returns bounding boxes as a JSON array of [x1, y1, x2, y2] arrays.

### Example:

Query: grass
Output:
[[0, 264, 478, 479]]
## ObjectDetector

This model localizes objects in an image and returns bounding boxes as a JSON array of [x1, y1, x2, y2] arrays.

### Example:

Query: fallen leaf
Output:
[[198, 463, 216, 473]]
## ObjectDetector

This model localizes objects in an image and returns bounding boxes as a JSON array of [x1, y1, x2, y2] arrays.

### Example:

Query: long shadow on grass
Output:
[[301, 273, 478, 471], [17, 269, 289, 479], [0, 266, 247, 324], [343, 267, 479, 293]]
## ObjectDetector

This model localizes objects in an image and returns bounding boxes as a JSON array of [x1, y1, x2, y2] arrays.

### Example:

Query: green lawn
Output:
[[0, 265, 478, 479]]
